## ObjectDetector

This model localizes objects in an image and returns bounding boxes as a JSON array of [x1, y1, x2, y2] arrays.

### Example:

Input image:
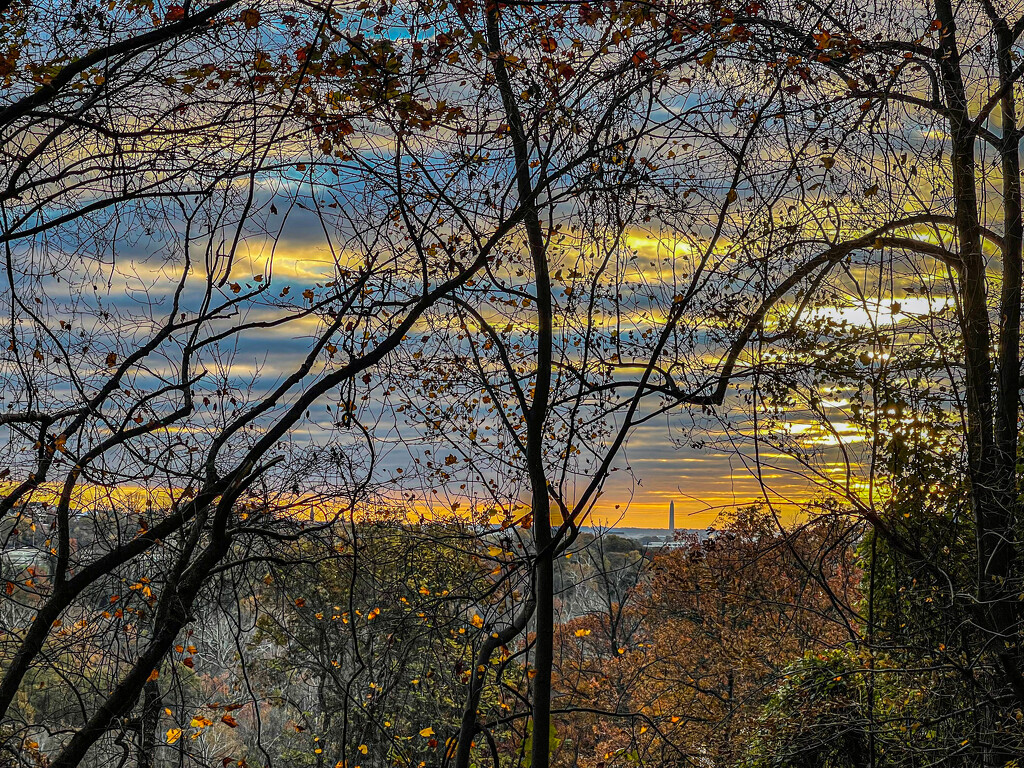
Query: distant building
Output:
[[669, 500, 675, 533]]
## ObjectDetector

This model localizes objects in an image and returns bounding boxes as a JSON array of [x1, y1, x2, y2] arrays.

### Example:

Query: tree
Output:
[[371, 2, 858, 763], [246, 522, 522, 768], [545, 509, 859, 768], [682, 1, 1024, 761], [0, 1, 569, 763]]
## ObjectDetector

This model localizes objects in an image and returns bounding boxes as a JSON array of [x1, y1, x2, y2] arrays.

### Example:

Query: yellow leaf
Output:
[[471, 614, 484, 628], [166, 728, 182, 745], [574, 629, 591, 637], [419, 727, 434, 737], [358, 745, 368, 754]]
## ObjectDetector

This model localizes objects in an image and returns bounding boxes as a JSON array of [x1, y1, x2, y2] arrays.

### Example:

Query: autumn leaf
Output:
[[699, 49, 717, 68], [419, 727, 435, 737], [539, 36, 557, 53], [105, 352, 117, 366], [164, 5, 185, 22], [147, 669, 160, 682], [221, 714, 239, 727], [358, 744, 368, 754], [166, 728, 182, 744], [471, 614, 484, 628], [240, 8, 260, 28]]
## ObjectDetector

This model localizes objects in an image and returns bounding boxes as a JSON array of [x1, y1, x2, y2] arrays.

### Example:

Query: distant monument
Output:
[[668, 500, 675, 533]]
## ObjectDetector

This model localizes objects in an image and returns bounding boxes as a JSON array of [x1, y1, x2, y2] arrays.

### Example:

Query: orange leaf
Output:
[[147, 669, 160, 682], [221, 714, 239, 727]]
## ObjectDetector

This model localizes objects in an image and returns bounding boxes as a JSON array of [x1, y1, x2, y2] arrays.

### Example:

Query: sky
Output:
[[1, 7, 963, 533]]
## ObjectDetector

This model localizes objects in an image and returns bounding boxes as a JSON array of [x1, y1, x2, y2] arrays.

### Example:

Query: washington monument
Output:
[[669, 500, 675, 532]]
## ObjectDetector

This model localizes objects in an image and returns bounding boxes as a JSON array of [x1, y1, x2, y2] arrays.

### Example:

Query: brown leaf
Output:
[[240, 8, 260, 28]]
